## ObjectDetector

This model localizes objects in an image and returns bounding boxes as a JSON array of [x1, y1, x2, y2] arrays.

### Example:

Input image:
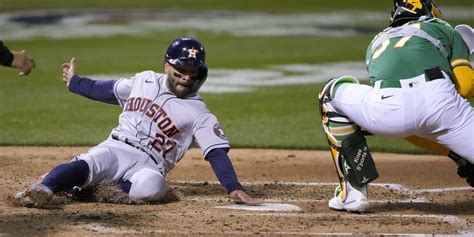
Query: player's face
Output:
[[165, 62, 202, 98]]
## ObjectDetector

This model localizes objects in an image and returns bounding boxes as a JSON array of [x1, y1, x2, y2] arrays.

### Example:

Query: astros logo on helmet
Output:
[[187, 47, 198, 59]]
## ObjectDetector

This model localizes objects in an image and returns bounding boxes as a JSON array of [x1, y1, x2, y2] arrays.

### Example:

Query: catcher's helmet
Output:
[[390, 0, 443, 27], [164, 37, 208, 81]]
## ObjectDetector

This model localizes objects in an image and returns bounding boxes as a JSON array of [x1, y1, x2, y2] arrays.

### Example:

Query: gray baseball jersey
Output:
[[111, 70, 229, 173]]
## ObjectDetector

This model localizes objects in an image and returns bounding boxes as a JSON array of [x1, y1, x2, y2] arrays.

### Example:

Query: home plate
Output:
[[217, 203, 302, 212]]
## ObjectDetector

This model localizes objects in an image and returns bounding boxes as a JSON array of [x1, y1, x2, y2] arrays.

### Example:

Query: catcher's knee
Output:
[[319, 75, 360, 144], [318, 77, 378, 187], [128, 168, 167, 201], [318, 75, 359, 104], [319, 76, 360, 147]]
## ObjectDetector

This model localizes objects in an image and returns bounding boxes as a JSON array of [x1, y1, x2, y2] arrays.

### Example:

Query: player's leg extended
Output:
[[15, 160, 90, 207], [318, 75, 379, 212]]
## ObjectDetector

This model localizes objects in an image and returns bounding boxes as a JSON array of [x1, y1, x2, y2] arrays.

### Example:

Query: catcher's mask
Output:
[[164, 37, 208, 83], [390, 0, 444, 27]]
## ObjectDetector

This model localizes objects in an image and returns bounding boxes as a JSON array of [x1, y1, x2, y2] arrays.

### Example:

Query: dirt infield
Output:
[[0, 147, 473, 236]]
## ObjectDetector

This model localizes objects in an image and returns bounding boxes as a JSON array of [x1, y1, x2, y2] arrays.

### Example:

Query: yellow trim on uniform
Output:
[[394, 36, 413, 48], [328, 125, 357, 136], [452, 66, 474, 98], [321, 104, 329, 123], [326, 134, 338, 146], [451, 59, 471, 68], [329, 146, 345, 190]]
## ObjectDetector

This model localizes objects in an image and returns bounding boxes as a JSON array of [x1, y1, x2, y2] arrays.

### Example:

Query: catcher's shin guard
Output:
[[318, 76, 378, 191], [319, 76, 356, 201]]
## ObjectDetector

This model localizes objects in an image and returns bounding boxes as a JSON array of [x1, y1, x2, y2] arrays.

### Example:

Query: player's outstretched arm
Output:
[[61, 57, 119, 105], [206, 148, 263, 205]]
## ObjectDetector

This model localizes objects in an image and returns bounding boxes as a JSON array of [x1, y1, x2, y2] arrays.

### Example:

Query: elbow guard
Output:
[[451, 63, 474, 98]]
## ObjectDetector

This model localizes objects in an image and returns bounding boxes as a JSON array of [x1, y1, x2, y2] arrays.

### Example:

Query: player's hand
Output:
[[229, 190, 263, 206], [62, 57, 76, 87], [11, 50, 36, 76]]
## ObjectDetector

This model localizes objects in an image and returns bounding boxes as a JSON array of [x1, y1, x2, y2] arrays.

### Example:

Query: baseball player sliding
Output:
[[15, 37, 263, 207], [318, 0, 474, 213]]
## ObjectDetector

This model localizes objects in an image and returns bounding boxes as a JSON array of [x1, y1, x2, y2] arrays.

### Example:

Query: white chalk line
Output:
[[170, 180, 473, 235], [244, 213, 473, 236], [184, 196, 428, 204], [237, 213, 472, 233], [170, 180, 471, 193], [81, 224, 453, 236], [171, 180, 469, 204], [81, 212, 473, 236], [83, 223, 360, 236], [83, 223, 138, 234], [172, 180, 469, 204], [77, 180, 472, 235]]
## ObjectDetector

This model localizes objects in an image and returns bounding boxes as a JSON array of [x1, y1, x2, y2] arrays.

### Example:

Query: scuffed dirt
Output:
[[0, 147, 473, 236]]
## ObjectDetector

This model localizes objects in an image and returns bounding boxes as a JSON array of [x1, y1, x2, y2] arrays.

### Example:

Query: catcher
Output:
[[318, 0, 474, 213]]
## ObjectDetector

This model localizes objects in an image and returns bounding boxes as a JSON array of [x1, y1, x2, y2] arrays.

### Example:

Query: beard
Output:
[[166, 75, 202, 98]]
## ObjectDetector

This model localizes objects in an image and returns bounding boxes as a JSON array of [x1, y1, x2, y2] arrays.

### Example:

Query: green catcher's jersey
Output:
[[366, 19, 470, 86]]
